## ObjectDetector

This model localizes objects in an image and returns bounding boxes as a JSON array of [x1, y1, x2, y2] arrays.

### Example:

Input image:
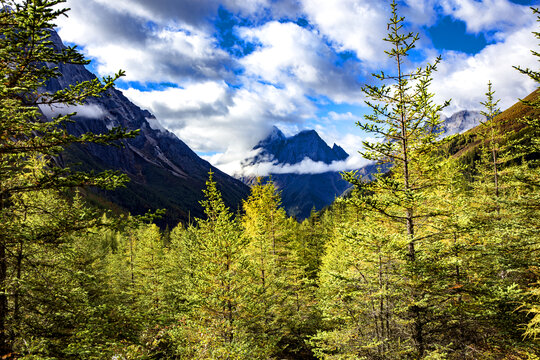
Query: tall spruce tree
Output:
[[479, 81, 502, 197], [0, 0, 136, 354], [342, 0, 449, 356], [510, 7, 540, 341], [241, 179, 288, 352], [476, 81, 504, 215]]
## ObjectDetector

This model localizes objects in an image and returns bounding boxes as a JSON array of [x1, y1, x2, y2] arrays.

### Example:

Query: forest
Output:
[[1, 0, 539, 359]]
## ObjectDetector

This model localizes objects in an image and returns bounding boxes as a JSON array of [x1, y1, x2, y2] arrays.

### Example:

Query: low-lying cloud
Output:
[[237, 152, 371, 177], [39, 103, 107, 120]]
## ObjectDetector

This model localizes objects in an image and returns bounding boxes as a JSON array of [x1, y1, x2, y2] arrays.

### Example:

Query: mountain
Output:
[[440, 110, 486, 136], [44, 30, 250, 227], [445, 89, 539, 161], [238, 109, 487, 220], [238, 127, 352, 220], [245, 127, 349, 166]]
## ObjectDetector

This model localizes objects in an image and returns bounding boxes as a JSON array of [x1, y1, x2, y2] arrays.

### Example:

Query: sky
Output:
[[54, 0, 539, 176]]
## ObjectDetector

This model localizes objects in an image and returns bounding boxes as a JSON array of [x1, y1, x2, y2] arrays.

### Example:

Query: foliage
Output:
[[1, 1, 540, 360], [0, 0, 136, 356]]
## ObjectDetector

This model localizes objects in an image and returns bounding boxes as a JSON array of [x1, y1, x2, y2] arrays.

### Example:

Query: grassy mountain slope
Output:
[[445, 89, 539, 162]]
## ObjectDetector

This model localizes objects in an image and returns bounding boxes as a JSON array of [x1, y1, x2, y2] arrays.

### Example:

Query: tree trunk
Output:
[[0, 192, 10, 355], [396, 47, 424, 357], [0, 239, 8, 355]]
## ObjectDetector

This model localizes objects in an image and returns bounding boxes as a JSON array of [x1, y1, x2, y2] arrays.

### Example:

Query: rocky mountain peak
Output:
[[251, 127, 349, 166], [238, 127, 352, 219], [441, 110, 486, 136], [257, 126, 286, 147], [332, 143, 348, 159]]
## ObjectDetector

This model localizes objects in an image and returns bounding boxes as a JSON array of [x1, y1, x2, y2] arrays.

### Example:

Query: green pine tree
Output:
[[0, 0, 136, 355], [341, 0, 450, 356]]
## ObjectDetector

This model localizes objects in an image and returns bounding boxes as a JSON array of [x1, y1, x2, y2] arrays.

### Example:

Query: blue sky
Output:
[[56, 0, 539, 175]]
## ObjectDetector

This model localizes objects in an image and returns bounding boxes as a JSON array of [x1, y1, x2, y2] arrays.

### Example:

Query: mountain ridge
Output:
[[46, 30, 250, 227], [244, 126, 350, 168]]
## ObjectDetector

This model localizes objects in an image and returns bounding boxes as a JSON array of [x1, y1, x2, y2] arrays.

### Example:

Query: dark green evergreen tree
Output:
[[344, 1, 448, 356], [0, 0, 136, 355]]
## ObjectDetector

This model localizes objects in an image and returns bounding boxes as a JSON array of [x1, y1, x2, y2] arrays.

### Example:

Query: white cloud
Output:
[[299, 0, 389, 66], [238, 21, 364, 103], [39, 103, 107, 119], [439, 0, 533, 34], [432, 23, 538, 114], [90, 0, 271, 28], [123, 82, 231, 122], [240, 22, 321, 84], [237, 153, 371, 176], [56, 1, 231, 83], [402, 0, 439, 27], [327, 111, 363, 122]]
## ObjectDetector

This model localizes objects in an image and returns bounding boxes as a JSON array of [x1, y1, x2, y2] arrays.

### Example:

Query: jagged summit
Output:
[[332, 143, 348, 159], [238, 127, 352, 220], [298, 129, 317, 135], [250, 126, 349, 167], [257, 126, 286, 148]]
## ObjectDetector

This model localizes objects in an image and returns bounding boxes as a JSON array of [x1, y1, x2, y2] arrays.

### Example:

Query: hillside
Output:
[[444, 89, 540, 171], [45, 30, 250, 227]]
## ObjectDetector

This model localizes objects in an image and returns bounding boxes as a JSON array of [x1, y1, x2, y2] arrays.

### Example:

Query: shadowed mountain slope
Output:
[[46, 30, 250, 228]]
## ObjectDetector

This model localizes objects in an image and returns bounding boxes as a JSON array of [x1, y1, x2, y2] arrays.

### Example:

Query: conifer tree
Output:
[[171, 172, 267, 358], [0, 0, 136, 354], [479, 81, 502, 199], [474, 81, 505, 217], [241, 180, 288, 349], [240, 179, 320, 358], [341, 0, 449, 356]]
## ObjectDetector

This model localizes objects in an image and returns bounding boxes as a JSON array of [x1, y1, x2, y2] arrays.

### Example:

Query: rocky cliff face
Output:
[[246, 127, 349, 166], [45, 30, 250, 227], [440, 110, 486, 136], [238, 127, 352, 220]]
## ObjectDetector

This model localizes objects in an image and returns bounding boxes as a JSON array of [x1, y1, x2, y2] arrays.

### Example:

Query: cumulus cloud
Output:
[[123, 82, 232, 125], [299, 0, 389, 66], [238, 21, 364, 103], [91, 0, 273, 26], [432, 23, 538, 114], [402, 0, 439, 27], [439, 0, 533, 35], [57, 1, 232, 83]]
